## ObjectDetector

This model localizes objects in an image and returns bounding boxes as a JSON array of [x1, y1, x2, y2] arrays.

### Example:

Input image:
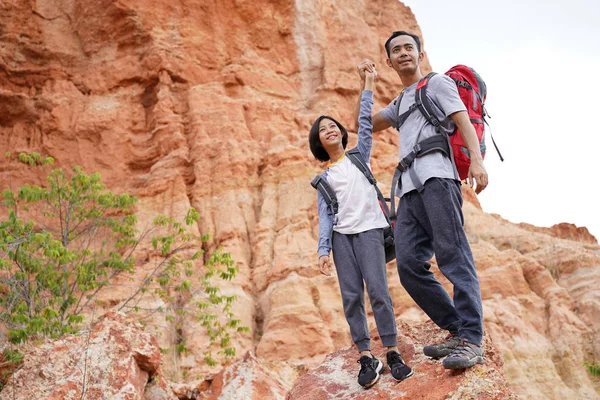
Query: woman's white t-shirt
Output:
[[326, 154, 389, 234]]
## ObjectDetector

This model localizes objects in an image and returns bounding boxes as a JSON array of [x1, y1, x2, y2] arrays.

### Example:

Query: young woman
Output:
[[309, 69, 413, 388]]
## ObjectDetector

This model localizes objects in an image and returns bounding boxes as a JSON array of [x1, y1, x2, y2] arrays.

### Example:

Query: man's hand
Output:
[[357, 59, 376, 80], [318, 255, 332, 276], [468, 158, 488, 194]]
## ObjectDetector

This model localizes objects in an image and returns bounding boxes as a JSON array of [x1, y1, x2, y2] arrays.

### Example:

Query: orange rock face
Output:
[[1, 0, 599, 399]]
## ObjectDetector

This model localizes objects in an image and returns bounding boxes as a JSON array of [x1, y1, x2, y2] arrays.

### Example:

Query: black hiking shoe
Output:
[[386, 350, 414, 381], [442, 339, 484, 369], [357, 354, 383, 388], [423, 334, 461, 358]]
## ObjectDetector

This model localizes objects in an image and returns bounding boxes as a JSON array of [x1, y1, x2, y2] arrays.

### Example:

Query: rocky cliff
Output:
[[1, 0, 599, 399]]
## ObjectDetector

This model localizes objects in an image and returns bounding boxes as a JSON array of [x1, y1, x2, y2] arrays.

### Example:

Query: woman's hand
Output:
[[318, 255, 332, 276], [357, 59, 376, 80], [364, 68, 377, 91]]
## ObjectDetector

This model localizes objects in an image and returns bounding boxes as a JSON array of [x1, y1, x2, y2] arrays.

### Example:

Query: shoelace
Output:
[[448, 339, 479, 358], [358, 356, 374, 373], [440, 334, 459, 345], [388, 352, 403, 365]]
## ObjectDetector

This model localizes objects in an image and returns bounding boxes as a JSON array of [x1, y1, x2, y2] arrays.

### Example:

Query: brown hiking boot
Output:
[[423, 334, 461, 358]]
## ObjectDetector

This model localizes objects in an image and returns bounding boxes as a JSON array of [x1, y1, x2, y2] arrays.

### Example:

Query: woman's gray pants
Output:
[[332, 228, 398, 352]]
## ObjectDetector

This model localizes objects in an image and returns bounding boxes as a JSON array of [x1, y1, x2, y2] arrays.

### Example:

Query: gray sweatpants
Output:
[[332, 228, 398, 352]]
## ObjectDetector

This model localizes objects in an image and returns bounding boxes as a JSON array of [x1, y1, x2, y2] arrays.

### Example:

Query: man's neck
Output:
[[398, 70, 423, 87]]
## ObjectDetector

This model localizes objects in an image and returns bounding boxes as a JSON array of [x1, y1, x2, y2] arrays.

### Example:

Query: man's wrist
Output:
[[470, 154, 484, 164]]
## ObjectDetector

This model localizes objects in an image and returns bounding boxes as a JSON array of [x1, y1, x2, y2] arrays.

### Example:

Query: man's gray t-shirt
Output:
[[380, 74, 466, 197]]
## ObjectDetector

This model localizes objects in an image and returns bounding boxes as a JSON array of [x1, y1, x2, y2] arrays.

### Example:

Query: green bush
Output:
[[0, 152, 247, 366]]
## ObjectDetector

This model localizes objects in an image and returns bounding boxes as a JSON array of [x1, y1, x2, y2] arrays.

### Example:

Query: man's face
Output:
[[386, 35, 422, 75]]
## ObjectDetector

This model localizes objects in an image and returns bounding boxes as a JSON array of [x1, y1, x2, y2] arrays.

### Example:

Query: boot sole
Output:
[[442, 356, 484, 370], [423, 349, 454, 359], [361, 361, 383, 389]]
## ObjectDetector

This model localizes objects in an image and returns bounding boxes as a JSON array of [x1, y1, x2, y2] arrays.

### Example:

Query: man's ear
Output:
[[418, 51, 424, 62], [386, 58, 392, 68]]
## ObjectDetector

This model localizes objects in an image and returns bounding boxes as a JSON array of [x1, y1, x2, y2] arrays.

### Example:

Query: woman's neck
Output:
[[328, 148, 345, 164]]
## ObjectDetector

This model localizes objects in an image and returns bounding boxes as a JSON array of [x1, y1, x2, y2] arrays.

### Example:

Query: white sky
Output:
[[402, 0, 600, 240]]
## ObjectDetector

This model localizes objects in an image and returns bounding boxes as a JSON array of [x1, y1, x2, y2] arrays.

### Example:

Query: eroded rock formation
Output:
[[0, 311, 176, 400], [1, 0, 598, 399]]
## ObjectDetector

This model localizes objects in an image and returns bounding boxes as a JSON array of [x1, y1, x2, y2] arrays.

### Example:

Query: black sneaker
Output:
[[442, 339, 484, 369], [423, 334, 461, 358], [357, 355, 383, 388], [386, 350, 414, 381]]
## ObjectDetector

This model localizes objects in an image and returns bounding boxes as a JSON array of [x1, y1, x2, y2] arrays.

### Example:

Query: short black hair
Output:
[[385, 31, 421, 58], [308, 115, 348, 162]]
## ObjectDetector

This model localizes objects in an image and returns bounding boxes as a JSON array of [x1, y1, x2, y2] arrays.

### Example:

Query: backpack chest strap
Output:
[[396, 135, 451, 173], [389, 135, 452, 217]]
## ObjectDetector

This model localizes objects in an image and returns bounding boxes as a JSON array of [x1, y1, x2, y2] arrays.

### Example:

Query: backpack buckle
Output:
[[398, 159, 409, 172], [310, 175, 322, 189], [413, 143, 421, 154]]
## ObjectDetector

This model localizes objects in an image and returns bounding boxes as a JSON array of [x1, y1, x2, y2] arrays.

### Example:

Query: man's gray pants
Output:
[[332, 228, 398, 352], [395, 177, 484, 345]]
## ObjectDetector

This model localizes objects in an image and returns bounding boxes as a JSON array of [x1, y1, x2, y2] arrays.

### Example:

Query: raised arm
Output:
[[355, 59, 392, 133], [356, 70, 376, 159], [354, 60, 371, 132]]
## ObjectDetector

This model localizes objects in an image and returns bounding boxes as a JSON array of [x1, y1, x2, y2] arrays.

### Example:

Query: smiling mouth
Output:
[[326, 134, 337, 140]]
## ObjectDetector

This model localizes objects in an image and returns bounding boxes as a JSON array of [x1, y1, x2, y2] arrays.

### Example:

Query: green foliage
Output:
[[0, 348, 23, 391], [0, 152, 246, 367], [0, 153, 137, 342], [131, 208, 245, 365], [584, 362, 600, 378]]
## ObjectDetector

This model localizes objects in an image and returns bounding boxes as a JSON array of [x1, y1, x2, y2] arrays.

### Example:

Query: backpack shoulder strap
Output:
[[414, 72, 442, 131], [346, 148, 375, 184], [394, 91, 420, 131], [393, 91, 403, 130], [311, 174, 338, 215], [346, 149, 393, 226], [414, 72, 456, 135]]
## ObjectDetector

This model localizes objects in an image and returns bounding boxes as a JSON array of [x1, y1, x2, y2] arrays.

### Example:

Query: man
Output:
[[356, 30, 487, 369]]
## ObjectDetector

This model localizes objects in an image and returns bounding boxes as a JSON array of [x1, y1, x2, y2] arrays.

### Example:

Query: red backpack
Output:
[[392, 65, 503, 180]]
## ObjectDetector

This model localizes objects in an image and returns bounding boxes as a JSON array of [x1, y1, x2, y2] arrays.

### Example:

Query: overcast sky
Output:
[[402, 0, 600, 240]]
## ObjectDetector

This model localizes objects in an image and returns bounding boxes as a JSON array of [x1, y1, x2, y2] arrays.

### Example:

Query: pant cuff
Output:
[[355, 339, 371, 352], [459, 332, 482, 347], [380, 334, 398, 348]]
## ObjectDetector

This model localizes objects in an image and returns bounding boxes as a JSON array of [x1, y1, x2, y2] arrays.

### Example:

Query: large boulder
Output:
[[286, 319, 517, 400], [0, 310, 176, 400]]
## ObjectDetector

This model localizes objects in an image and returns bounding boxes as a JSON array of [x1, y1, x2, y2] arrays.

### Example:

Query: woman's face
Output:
[[318, 118, 342, 147]]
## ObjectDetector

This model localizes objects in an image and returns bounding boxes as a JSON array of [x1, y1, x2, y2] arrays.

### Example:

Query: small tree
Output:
[[0, 152, 247, 365]]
